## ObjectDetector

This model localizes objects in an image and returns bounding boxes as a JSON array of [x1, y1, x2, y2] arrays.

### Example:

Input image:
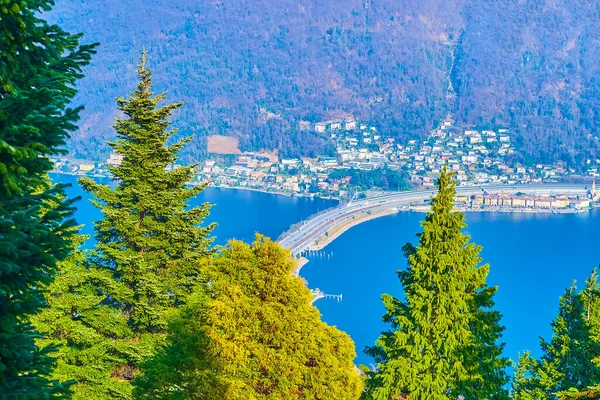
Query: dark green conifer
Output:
[[79, 52, 215, 332], [35, 53, 215, 398], [513, 270, 600, 399], [0, 0, 94, 396], [363, 166, 509, 400]]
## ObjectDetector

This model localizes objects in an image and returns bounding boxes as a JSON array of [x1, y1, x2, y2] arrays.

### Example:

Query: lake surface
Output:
[[302, 210, 600, 366], [54, 174, 600, 367], [54, 173, 337, 246]]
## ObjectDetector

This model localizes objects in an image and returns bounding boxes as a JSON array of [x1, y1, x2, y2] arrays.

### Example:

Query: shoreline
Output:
[[53, 171, 593, 270], [309, 209, 400, 252], [293, 257, 309, 277], [293, 208, 399, 276], [409, 205, 593, 214], [305, 204, 593, 253], [51, 171, 592, 212], [50, 171, 341, 202], [294, 204, 595, 276], [208, 183, 340, 201]]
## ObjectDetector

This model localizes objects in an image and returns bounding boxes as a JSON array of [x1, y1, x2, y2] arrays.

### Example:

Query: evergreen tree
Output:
[[79, 52, 215, 332], [513, 271, 600, 399], [0, 0, 94, 396], [512, 351, 550, 400], [33, 234, 135, 399], [133, 236, 363, 399], [35, 53, 215, 398], [578, 269, 600, 399], [582, 269, 600, 349], [542, 284, 596, 393], [363, 166, 510, 400]]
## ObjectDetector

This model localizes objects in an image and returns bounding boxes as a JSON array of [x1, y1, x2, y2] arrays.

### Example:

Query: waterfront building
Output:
[[534, 198, 551, 208], [484, 195, 499, 206], [512, 197, 526, 207], [79, 163, 95, 172]]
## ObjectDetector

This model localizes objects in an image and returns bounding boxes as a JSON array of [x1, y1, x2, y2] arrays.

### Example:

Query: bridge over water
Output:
[[278, 183, 591, 256]]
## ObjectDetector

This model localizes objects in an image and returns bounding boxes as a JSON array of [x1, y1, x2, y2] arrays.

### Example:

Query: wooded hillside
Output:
[[50, 0, 600, 167]]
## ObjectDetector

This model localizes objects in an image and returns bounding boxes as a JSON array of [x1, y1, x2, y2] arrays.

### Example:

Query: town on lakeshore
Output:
[[52, 116, 600, 212]]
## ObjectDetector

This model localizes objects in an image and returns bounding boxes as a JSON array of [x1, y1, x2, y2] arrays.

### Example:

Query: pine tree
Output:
[[582, 269, 600, 348], [513, 271, 600, 400], [0, 1, 95, 396], [35, 53, 215, 398], [512, 285, 586, 400], [363, 166, 510, 400], [577, 269, 600, 399], [133, 236, 364, 399]]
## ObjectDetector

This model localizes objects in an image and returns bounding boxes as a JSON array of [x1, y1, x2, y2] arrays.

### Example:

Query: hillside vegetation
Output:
[[49, 0, 600, 167]]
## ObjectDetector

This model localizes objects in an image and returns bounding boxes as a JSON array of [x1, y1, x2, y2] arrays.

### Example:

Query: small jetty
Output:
[[310, 289, 343, 305]]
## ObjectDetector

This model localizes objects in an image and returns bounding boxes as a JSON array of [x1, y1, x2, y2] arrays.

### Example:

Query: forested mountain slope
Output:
[[453, 0, 600, 166], [50, 0, 600, 166]]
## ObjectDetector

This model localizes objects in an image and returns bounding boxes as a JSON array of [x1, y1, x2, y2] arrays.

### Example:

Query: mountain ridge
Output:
[[49, 0, 600, 167]]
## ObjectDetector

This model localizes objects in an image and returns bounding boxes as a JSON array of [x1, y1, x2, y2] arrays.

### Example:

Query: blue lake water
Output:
[[302, 210, 600, 367], [54, 173, 337, 246], [54, 174, 600, 368]]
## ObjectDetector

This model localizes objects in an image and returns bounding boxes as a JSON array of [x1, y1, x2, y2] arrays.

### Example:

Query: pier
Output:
[[284, 183, 591, 309], [311, 289, 343, 305]]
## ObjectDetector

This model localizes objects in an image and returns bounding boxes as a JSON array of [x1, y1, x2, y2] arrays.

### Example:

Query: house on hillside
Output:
[[315, 122, 327, 133]]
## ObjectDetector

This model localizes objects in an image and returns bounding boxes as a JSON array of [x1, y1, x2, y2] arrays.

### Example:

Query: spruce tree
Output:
[[133, 236, 364, 399], [513, 270, 600, 399], [512, 351, 550, 400], [363, 166, 509, 400], [582, 269, 600, 348], [34, 53, 215, 398], [0, 1, 94, 396], [79, 52, 214, 332], [32, 234, 135, 399]]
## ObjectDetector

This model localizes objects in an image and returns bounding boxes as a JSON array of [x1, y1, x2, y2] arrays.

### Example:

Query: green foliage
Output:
[[0, 0, 96, 196], [45, 0, 600, 166], [363, 166, 510, 400], [513, 270, 600, 400], [134, 236, 363, 399], [44, 0, 452, 162], [79, 52, 215, 332], [512, 352, 549, 400], [0, 0, 95, 396], [329, 168, 411, 191], [33, 235, 134, 399], [35, 54, 215, 399]]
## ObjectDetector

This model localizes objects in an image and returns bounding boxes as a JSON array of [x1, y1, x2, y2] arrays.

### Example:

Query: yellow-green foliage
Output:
[[134, 236, 363, 399]]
